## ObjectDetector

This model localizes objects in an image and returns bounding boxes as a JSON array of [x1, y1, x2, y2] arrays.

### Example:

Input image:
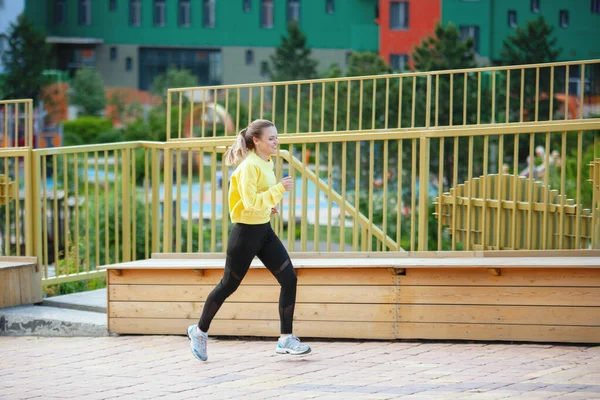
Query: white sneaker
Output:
[[187, 325, 208, 361], [276, 334, 311, 355]]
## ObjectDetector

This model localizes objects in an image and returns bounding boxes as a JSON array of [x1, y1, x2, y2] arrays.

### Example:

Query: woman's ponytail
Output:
[[224, 128, 248, 166]]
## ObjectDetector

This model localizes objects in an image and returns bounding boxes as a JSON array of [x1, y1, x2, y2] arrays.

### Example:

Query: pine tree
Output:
[[70, 67, 106, 116], [1, 14, 53, 100], [412, 22, 477, 72], [500, 16, 561, 122], [268, 21, 317, 81], [500, 15, 561, 66]]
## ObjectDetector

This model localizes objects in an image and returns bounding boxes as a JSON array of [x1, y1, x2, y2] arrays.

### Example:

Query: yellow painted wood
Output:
[[396, 323, 600, 343], [108, 268, 395, 286], [398, 268, 600, 286], [109, 318, 395, 339], [109, 284, 397, 304], [109, 302, 396, 322], [398, 304, 600, 326], [0, 261, 40, 308], [398, 286, 600, 307]]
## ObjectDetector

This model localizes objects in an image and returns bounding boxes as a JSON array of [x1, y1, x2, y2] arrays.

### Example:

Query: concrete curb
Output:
[[0, 305, 110, 337], [41, 288, 107, 313]]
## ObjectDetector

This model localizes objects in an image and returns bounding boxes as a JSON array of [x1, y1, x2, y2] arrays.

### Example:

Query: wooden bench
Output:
[[103, 251, 600, 343], [0, 257, 41, 309]]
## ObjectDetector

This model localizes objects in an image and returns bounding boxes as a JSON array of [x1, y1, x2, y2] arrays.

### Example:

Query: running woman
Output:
[[188, 119, 311, 361]]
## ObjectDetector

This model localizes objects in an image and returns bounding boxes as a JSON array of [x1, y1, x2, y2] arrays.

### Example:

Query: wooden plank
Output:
[[398, 268, 600, 287], [109, 318, 395, 339], [399, 286, 600, 306], [397, 322, 600, 343], [398, 304, 600, 326], [0, 268, 21, 308], [108, 268, 395, 286], [152, 250, 600, 259], [103, 256, 600, 270], [18, 265, 41, 305], [109, 301, 396, 322], [109, 284, 397, 304]]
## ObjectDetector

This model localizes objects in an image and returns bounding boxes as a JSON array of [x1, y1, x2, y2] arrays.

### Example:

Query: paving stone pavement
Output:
[[1, 336, 599, 399]]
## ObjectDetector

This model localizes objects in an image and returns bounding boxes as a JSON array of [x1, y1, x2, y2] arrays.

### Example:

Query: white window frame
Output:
[[203, 0, 216, 28], [130, 0, 141, 27], [287, 0, 300, 22], [79, 0, 91, 26], [154, 0, 166, 27], [261, 0, 274, 28], [390, 2, 409, 31], [179, 0, 191, 27]]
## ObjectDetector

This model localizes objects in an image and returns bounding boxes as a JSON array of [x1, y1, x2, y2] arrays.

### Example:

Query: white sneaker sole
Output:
[[276, 346, 311, 355], [187, 326, 208, 361]]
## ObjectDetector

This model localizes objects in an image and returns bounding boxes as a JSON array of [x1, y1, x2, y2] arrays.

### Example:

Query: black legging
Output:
[[198, 222, 298, 334]]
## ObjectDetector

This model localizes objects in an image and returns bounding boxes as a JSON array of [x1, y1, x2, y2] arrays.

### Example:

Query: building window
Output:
[[460, 25, 480, 53], [130, 0, 141, 26], [243, 0, 251, 13], [390, 2, 409, 30], [245, 50, 254, 65], [0, 35, 5, 58], [203, 0, 216, 28], [110, 47, 117, 61], [154, 0, 166, 27], [126, 57, 133, 71], [260, 61, 269, 77], [261, 0, 274, 28], [508, 10, 517, 27], [287, 0, 300, 22], [592, 0, 600, 14], [531, 0, 540, 13], [559, 10, 569, 28], [109, 0, 117, 11], [390, 54, 408, 72], [326, 0, 334, 14], [55, 0, 66, 25], [79, 0, 91, 25], [179, 0, 191, 26]]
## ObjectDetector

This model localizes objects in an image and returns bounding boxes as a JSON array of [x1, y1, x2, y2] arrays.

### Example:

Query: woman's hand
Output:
[[271, 207, 278, 214], [280, 176, 293, 192]]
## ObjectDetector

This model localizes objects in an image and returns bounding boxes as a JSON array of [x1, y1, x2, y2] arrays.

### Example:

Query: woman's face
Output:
[[253, 125, 279, 157]]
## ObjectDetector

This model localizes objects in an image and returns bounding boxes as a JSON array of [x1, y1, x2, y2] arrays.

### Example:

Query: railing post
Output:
[[418, 75, 432, 251], [121, 148, 131, 262], [418, 136, 430, 251], [163, 148, 173, 253], [151, 147, 160, 253], [29, 150, 41, 260]]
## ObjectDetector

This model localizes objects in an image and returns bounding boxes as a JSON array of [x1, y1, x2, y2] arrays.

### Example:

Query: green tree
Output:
[[412, 22, 477, 73], [500, 15, 561, 122], [268, 20, 318, 82], [0, 14, 53, 100], [411, 23, 486, 186], [70, 67, 106, 116], [150, 66, 198, 101]]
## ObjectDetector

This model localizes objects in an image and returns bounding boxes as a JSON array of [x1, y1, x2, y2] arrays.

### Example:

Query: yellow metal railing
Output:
[[0, 99, 34, 259], [165, 59, 600, 140], [1, 60, 598, 285]]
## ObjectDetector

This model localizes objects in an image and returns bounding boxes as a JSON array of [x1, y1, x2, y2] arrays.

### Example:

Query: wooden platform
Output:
[[0, 257, 40, 309], [103, 251, 600, 343]]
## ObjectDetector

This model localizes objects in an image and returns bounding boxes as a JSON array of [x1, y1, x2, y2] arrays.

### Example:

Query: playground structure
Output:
[[0, 60, 599, 342]]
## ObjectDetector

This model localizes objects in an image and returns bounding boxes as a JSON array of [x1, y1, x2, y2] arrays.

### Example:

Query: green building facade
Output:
[[442, 0, 600, 63], [25, 0, 379, 89]]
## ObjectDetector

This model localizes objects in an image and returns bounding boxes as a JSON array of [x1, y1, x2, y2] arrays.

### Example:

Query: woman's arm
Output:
[[238, 165, 286, 212]]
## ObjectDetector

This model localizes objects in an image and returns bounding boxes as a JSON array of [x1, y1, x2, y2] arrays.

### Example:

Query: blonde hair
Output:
[[224, 119, 275, 165]]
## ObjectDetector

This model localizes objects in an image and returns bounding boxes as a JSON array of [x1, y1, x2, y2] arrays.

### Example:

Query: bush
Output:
[[62, 116, 113, 145]]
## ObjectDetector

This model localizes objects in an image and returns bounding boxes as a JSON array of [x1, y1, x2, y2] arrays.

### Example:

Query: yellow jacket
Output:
[[228, 152, 286, 224]]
